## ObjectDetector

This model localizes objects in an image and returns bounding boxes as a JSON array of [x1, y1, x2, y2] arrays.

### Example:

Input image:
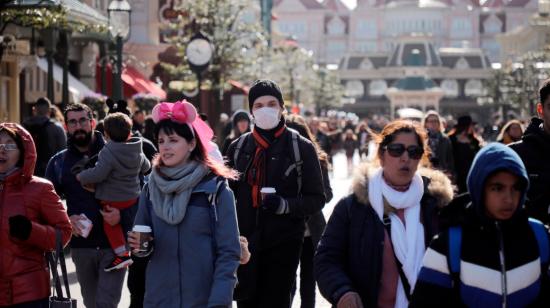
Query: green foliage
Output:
[[0, 7, 108, 34], [267, 43, 344, 112], [163, 0, 267, 94]]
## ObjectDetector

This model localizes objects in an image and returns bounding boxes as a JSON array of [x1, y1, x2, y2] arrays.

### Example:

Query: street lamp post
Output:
[[108, 0, 131, 102]]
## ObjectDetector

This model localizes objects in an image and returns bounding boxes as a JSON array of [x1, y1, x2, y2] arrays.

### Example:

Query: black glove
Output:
[[71, 155, 90, 175], [261, 194, 289, 215], [9, 215, 32, 241]]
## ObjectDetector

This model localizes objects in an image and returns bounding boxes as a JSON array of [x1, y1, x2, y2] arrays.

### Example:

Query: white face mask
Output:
[[253, 107, 280, 130]]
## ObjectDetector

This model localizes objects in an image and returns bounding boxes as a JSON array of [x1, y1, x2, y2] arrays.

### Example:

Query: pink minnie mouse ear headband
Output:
[[151, 100, 214, 152]]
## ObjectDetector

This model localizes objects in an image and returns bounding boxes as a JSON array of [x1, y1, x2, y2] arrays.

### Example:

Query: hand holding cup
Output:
[[129, 225, 153, 257]]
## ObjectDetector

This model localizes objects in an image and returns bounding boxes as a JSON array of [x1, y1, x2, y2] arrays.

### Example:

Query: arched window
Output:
[[484, 15, 502, 34], [328, 17, 346, 35], [455, 57, 470, 69], [359, 58, 374, 70], [345, 80, 365, 98], [369, 80, 387, 97], [465, 79, 483, 97], [441, 79, 459, 98]]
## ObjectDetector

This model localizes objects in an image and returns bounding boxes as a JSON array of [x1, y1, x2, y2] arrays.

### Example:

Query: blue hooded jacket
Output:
[[467, 142, 529, 218], [412, 143, 550, 307]]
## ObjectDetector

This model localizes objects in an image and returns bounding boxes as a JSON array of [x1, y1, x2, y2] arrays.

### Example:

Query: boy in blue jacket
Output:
[[411, 143, 550, 307]]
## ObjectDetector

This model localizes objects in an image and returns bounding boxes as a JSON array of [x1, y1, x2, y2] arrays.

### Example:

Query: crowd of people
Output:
[[1, 77, 550, 308]]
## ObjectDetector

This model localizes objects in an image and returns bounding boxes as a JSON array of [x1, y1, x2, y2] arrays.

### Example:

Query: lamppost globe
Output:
[[108, 0, 132, 40], [108, 0, 131, 102]]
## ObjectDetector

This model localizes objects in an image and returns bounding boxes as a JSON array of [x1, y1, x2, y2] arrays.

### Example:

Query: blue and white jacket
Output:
[[411, 143, 550, 307]]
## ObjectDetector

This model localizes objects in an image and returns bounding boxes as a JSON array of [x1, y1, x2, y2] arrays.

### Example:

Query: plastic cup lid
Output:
[[133, 225, 152, 233], [260, 187, 276, 194]]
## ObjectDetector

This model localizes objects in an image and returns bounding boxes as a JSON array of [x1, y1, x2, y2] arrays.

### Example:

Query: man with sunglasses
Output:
[[45, 103, 129, 308], [510, 79, 550, 225]]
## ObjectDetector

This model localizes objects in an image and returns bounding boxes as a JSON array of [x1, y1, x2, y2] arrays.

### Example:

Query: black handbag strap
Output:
[[48, 229, 71, 299]]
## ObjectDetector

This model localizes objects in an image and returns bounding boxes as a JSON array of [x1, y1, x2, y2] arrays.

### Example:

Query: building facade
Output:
[[338, 35, 493, 121], [272, 0, 538, 64], [1, 0, 108, 123]]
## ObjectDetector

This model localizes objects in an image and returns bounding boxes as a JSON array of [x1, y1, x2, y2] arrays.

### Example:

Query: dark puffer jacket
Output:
[[314, 163, 453, 307], [412, 143, 550, 307], [510, 117, 550, 225]]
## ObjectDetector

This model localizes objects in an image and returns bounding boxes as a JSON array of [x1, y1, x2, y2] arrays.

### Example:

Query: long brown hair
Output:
[[375, 120, 431, 167], [154, 119, 238, 180]]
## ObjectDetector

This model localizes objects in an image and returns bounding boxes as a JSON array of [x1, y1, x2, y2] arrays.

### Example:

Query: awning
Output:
[[122, 66, 166, 99], [229, 80, 250, 94], [96, 64, 166, 100], [35, 56, 96, 102]]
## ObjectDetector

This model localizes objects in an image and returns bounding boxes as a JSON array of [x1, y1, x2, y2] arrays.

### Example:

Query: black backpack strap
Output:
[[383, 215, 412, 301], [233, 133, 250, 166], [289, 130, 303, 195]]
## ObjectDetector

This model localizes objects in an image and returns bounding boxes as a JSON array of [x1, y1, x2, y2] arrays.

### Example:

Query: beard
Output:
[[68, 129, 92, 147]]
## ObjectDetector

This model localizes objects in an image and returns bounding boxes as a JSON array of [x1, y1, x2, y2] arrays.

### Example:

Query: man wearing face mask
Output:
[[227, 79, 326, 308], [45, 103, 129, 308]]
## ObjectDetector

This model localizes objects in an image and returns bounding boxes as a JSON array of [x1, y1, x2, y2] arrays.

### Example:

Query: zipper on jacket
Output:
[[495, 221, 508, 308]]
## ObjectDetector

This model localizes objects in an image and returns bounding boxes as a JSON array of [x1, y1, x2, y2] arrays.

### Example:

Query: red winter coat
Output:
[[0, 123, 72, 306]]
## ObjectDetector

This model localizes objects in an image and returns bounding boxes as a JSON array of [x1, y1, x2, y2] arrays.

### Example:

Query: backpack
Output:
[[232, 129, 303, 194], [24, 119, 54, 175], [447, 218, 550, 289]]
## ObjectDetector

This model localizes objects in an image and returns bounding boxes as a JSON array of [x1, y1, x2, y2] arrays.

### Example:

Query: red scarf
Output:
[[247, 125, 286, 208]]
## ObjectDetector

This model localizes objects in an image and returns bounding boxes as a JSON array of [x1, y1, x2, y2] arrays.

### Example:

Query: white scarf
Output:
[[368, 168, 425, 308]]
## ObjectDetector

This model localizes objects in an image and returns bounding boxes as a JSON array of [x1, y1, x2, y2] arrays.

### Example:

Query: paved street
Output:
[[63, 152, 358, 308]]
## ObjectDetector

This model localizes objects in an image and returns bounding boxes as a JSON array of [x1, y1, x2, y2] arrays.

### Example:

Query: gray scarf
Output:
[[148, 160, 209, 225]]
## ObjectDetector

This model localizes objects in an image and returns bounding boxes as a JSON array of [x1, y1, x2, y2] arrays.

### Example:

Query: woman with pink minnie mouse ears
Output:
[[127, 100, 242, 307]]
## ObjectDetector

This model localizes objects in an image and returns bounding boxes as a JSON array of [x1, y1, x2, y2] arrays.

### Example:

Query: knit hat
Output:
[[248, 79, 284, 110]]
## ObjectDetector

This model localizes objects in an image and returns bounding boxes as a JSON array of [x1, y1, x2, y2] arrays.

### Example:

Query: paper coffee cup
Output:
[[132, 225, 152, 252], [260, 187, 276, 200]]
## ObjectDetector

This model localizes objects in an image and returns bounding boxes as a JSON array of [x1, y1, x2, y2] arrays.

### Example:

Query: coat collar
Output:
[[351, 162, 454, 215]]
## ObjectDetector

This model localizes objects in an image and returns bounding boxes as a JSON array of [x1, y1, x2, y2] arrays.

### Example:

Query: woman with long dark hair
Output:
[[127, 101, 241, 307]]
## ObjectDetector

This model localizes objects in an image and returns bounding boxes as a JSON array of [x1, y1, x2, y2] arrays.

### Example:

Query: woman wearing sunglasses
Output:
[[0, 123, 72, 307], [315, 120, 453, 308]]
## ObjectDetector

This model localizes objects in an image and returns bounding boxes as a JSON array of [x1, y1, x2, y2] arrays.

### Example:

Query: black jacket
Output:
[[307, 161, 333, 248], [411, 196, 550, 307], [510, 117, 550, 224], [314, 164, 453, 307], [226, 125, 326, 247]]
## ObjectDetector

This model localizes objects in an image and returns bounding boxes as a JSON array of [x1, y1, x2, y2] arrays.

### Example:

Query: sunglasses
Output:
[[383, 143, 424, 160]]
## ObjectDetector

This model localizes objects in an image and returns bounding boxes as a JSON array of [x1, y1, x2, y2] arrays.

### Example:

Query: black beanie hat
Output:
[[248, 79, 284, 111]]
